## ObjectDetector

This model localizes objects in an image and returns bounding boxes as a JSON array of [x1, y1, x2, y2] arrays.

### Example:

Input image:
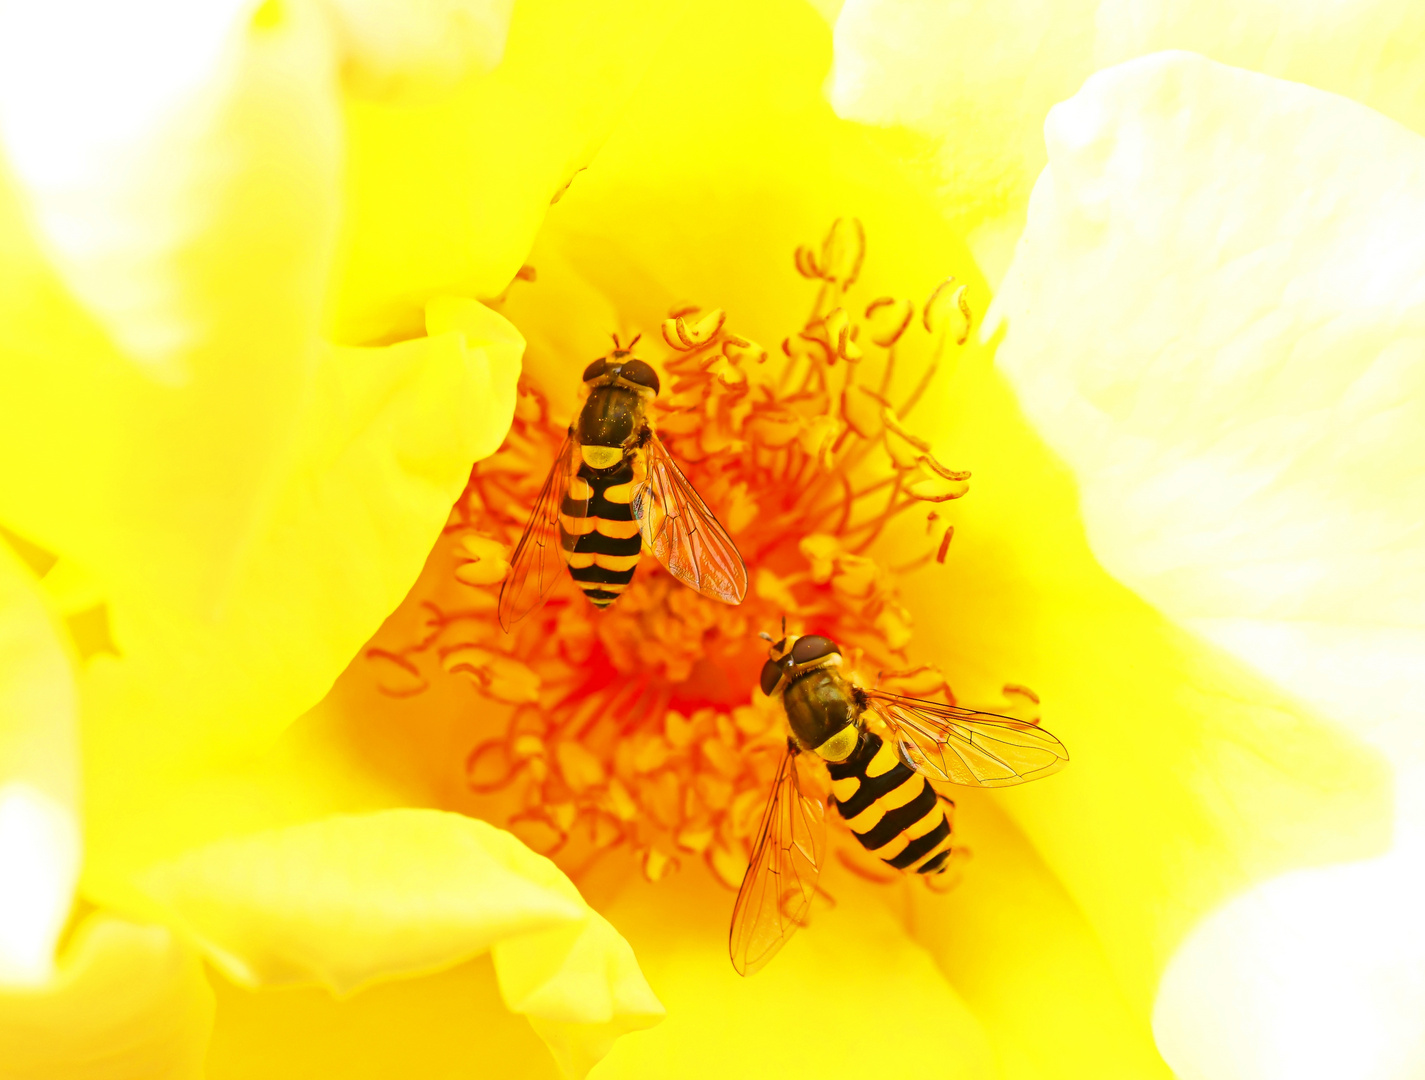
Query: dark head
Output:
[[759, 632, 858, 760], [757, 633, 842, 697], [576, 336, 660, 464], [581, 335, 660, 397]]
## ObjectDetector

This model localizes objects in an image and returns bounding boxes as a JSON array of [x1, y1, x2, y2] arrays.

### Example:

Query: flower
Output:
[[0, 2, 1420, 1080]]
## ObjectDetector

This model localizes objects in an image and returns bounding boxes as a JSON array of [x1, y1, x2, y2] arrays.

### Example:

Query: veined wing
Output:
[[861, 688, 1069, 788], [497, 432, 581, 631], [632, 429, 748, 604], [728, 740, 825, 976]]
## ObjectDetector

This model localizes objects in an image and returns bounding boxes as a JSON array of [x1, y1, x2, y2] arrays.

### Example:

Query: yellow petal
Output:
[[0, 541, 79, 986], [493, 912, 664, 1079], [326, 0, 695, 344], [0, 103, 330, 631], [912, 790, 1172, 1080], [204, 954, 559, 1080], [0, 915, 213, 1080], [592, 866, 995, 1078], [991, 52, 1425, 1076], [135, 809, 585, 994], [498, 0, 968, 386], [79, 296, 521, 791], [134, 808, 661, 1076]]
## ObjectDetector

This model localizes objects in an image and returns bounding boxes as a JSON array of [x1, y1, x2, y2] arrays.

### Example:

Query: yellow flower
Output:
[[0, 2, 1419, 1080]]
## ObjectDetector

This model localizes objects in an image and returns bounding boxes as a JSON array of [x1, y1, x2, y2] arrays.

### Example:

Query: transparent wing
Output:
[[497, 432, 580, 631], [862, 688, 1069, 788], [728, 742, 825, 976], [632, 430, 748, 604]]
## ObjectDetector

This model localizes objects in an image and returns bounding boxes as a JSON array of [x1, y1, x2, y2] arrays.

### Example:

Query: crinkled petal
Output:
[[0, 915, 214, 1080], [135, 809, 660, 1076], [326, 0, 695, 344], [991, 52, 1425, 1077], [493, 912, 664, 1079], [0, 542, 79, 987], [136, 809, 585, 993]]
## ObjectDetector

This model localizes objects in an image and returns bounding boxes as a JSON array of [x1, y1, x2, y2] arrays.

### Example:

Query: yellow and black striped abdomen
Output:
[[827, 730, 953, 875], [559, 453, 644, 608]]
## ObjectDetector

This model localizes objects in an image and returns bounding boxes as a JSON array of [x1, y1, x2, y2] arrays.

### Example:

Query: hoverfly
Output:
[[498, 336, 748, 630], [729, 632, 1070, 975]]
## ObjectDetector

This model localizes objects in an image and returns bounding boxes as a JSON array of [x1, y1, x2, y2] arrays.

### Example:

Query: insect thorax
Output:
[[577, 385, 647, 454], [783, 666, 861, 760]]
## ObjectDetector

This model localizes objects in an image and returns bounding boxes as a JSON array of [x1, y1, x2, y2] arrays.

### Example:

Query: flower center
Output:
[[366, 221, 1015, 888]]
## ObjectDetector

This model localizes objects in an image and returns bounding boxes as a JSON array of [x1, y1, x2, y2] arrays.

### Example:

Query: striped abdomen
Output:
[[827, 730, 953, 876], [559, 452, 644, 608]]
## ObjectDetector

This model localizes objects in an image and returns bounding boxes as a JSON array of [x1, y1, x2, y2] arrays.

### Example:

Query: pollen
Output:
[[366, 220, 1005, 889]]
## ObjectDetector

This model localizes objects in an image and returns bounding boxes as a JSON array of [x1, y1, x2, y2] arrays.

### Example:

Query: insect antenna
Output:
[[758, 631, 774, 642], [626, 332, 642, 350]]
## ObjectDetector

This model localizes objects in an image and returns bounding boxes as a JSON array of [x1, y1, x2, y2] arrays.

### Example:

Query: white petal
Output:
[[992, 51, 1425, 1079], [0, 785, 80, 986], [0, 543, 79, 987], [828, 0, 1425, 285], [1154, 798, 1425, 1080], [320, 0, 514, 101], [0, 0, 342, 381], [0, 916, 214, 1079]]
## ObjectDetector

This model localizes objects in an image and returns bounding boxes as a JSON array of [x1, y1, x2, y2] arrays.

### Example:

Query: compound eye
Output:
[[617, 359, 660, 394], [582, 358, 608, 382], [759, 659, 783, 696], [790, 634, 839, 665]]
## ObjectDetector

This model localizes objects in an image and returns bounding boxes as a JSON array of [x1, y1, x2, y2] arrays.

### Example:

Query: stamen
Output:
[[366, 221, 1019, 890]]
